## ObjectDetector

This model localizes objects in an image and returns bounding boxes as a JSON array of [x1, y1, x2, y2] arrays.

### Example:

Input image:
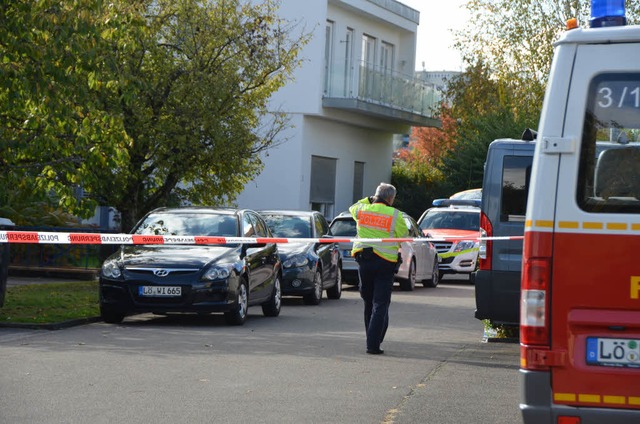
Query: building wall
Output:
[[303, 116, 394, 214], [237, 114, 307, 210], [236, 114, 393, 216], [327, 0, 417, 76], [269, 0, 419, 114], [267, 0, 326, 114], [236, 0, 416, 219]]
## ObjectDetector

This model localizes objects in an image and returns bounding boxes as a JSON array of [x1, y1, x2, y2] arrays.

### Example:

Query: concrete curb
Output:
[[0, 316, 102, 330]]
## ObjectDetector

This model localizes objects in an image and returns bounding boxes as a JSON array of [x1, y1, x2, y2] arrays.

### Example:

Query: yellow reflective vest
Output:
[[349, 197, 409, 262]]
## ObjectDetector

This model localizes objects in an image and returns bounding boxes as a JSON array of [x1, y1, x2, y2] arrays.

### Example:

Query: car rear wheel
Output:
[[399, 258, 416, 291], [225, 281, 248, 325], [326, 266, 342, 300], [262, 275, 282, 317], [423, 260, 440, 288], [303, 270, 323, 305]]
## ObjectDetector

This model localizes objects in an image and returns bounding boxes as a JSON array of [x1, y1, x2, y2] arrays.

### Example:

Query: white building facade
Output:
[[236, 0, 440, 218]]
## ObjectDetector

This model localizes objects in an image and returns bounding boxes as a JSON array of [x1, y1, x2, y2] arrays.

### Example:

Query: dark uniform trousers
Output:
[[356, 248, 396, 351]]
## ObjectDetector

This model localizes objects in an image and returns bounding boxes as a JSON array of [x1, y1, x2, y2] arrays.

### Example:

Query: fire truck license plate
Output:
[[586, 337, 640, 368], [139, 286, 182, 297]]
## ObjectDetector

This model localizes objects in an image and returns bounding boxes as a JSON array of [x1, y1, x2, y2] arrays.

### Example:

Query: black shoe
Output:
[[366, 349, 384, 355]]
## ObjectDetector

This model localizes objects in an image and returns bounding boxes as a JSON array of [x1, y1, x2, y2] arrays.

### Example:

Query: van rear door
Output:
[[475, 140, 533, 325], [490, 142, 533, 273], [549, 41, 640, 411]]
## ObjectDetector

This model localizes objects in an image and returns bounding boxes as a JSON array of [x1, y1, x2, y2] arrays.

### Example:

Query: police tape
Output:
[[0, 230, 523, 245]]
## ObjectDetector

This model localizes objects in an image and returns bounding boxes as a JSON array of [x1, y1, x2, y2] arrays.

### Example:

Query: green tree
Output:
[[1, 0, 309, 230], [1, 0, 127, 220], [437, 61, 538, 194], [456, 0, 640, 114], [397, 1, 640, 210], [398, 112, 458, 166], [392, 158, 447, 220], [392, 109, 456, 217]]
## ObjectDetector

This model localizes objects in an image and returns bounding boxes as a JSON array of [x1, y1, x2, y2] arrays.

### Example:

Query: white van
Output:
[[520, 2, 640, 422]]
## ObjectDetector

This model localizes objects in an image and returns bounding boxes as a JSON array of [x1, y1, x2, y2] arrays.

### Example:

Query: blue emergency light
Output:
[[432, 199, 481, 208], [590, 0, 626, 27]]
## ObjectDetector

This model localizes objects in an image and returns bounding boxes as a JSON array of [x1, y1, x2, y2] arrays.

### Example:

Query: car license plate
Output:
[[586, 337, 640, 368], [138, 286, 182, 297]]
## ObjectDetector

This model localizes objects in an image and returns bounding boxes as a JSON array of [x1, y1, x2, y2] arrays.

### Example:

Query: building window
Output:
[[361, 34, 376, 67], [343, 27, 354, 96], [310, 155, 337, 218], [361, 34, 377, 99], [353, 161, 364, 203], [379, 41, 395, 101], [380, 41, 394, 73], [324, 20, 334, 95]]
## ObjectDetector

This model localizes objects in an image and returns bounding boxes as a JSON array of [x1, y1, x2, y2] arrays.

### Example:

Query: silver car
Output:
[[328, 212, 440, 290]]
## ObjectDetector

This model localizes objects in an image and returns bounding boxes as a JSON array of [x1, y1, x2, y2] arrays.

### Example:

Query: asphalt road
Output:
[[0, 280, 521, 424]]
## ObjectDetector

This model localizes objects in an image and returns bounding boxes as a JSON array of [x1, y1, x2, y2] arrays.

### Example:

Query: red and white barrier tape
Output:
[[0, 231, 523, 245]]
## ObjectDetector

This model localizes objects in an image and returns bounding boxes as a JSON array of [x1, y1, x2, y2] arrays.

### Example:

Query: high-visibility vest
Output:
[[349, 197, 409, 262]]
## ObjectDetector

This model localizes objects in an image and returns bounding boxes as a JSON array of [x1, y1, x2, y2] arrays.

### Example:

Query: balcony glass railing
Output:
[[323, 60, 442, 118], [365, 0, 419, 23]]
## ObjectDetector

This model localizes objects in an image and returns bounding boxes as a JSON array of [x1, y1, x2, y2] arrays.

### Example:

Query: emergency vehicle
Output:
[[417, 199, 480, 280], [520, 1, 640, 422]]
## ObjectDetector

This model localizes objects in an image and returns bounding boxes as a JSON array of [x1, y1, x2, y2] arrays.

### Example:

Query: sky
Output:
[[399, 0, 469, 72]]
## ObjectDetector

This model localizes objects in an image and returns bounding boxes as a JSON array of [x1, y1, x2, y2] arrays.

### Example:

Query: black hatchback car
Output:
[[99, 207, 282, 325], [259, 210, 342, 305]]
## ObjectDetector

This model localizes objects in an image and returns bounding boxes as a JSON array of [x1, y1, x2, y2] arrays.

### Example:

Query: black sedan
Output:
[[99, 207, 282, 325], [259, 210, 342, 305]]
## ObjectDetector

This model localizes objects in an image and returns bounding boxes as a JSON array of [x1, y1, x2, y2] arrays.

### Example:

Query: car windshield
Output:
[[419, 210, 479, 231], [261, 215, 311, 238], [329, 218, 357, 237], [133, 212, 238, 237]]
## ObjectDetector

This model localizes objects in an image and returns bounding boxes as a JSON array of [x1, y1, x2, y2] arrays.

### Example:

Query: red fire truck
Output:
[[520, 1, 640, 423]]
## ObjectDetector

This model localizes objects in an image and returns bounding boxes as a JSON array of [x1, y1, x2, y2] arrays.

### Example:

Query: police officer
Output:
[[349, 183, 408, 355]]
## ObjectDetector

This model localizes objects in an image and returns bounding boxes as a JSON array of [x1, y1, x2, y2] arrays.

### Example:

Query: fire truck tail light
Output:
[[521, 289, 546, 327], [520, 258, 551, 346]]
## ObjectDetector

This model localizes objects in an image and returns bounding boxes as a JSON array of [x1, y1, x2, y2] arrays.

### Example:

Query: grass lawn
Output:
[[0, 281, 100, 324]]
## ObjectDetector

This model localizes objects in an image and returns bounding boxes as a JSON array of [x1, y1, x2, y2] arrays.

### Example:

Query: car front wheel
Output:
[[100, 305, 125, 324], [399, 258, 416, 291], [303, 270, 323, 305], [225, 281, 248, 325], [262, 275, 282, 317], [326, 266, 342, 300], [423, 260, 440, 288]]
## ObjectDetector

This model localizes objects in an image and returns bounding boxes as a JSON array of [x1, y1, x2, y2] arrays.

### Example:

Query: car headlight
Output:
[[283, 254, 309, 269], [202, 265, 232, 281], [454, 240, 477, 252], [101, 260, 122, 279]]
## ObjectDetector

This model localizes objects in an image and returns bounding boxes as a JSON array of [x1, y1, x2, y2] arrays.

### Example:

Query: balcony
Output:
[[322, 60, 442, 128]]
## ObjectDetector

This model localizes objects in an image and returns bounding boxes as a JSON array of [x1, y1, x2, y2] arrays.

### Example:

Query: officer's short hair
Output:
[[375, 183, 396, 202]]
